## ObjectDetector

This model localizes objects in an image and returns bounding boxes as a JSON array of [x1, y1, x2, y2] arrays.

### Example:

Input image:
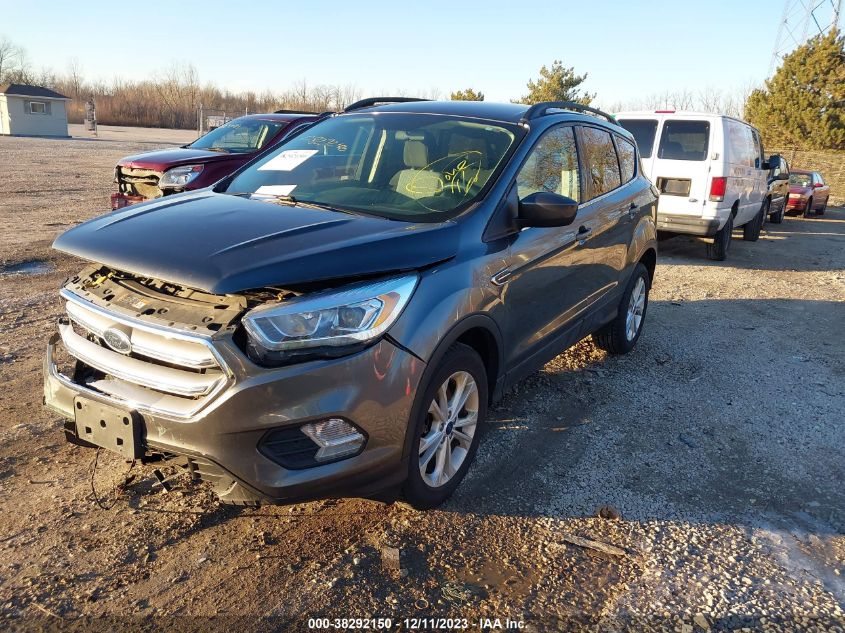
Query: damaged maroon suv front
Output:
[[111, 111, 321, 209]]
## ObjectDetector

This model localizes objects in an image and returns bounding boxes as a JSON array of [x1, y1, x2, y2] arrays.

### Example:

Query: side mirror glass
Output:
[[518, 192, 578, 228]]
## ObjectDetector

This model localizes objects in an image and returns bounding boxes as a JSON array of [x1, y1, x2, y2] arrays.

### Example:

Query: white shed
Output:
[[0, 84, 70, 137]]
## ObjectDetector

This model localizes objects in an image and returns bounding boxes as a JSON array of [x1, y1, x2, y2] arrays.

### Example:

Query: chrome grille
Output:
[[57, 290, 230, 418]]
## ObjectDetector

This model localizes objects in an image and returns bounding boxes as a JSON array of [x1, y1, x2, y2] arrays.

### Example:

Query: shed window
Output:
[[28, 101, 50, 115]]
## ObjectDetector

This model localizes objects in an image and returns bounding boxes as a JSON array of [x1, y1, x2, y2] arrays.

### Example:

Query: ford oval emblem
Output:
[[103, 327, 132, 355]]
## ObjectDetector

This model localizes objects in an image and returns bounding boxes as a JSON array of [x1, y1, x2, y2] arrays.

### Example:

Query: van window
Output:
[[615, 136, 636, 183], [579, 126, 621, 199], [726, 120, 756, 167], [657, 120, 710, 161], [516, 125, 580, 201], [617, 119, 657, 158]]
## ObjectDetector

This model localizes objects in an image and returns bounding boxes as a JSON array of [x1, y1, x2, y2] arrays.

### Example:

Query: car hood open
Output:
[[53, 192, 460, 294]]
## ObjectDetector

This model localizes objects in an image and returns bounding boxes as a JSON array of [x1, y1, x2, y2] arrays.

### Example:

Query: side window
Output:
[[516, 125, 580, 202], [579, 126, 622, 199], [751, 129, 763, 168], [615, 136, 636, 184]]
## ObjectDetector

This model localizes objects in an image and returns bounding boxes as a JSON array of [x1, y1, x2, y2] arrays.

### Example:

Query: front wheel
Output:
[[817, 200, 826, 216], [402, 344, 487, 509], [803, 198, 813, 218], [593, 262, 650, 355]]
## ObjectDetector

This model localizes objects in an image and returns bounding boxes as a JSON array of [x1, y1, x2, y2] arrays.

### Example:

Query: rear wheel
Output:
[[803, 198, 813, 218], [769, 202, 784, 224], [706, 214, 733, 261], [743, 201, 766, 241], [402, 344, 487, 509], [593, 263, 650, 355]]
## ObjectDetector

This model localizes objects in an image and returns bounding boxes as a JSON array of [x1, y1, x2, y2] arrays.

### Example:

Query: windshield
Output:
[[190, 119, 285, 153], [224, 113, 518, 222], [789, 173, 812, 187]]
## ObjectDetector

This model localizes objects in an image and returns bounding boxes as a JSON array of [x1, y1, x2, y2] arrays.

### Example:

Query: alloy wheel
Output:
[[625, 276, 646, 341], [418, 371, 479, 488]]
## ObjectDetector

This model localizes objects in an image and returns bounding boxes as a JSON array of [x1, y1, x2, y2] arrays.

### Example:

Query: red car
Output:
[[786, 169, 831, 217], [111, 111, 323, 210]]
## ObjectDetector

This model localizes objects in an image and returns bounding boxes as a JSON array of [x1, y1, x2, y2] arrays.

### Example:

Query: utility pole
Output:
[[770, 0, 842, 75]]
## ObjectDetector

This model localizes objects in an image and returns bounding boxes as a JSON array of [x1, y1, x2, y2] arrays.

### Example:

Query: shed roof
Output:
[[0, 83, 70, 100]]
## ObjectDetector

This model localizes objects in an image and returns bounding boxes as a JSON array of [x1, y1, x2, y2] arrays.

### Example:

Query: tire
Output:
[[593, 262, 650, 355], [817, 200, 826, 216], [706, 214, 733, 261], [769, 202, 784, 224], [743, 201, 766, 241], [803, 198, 813, 218], [402, 343, 487, 509]]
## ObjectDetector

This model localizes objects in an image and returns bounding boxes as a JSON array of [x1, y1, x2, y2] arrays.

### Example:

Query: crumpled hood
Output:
[[53, 192, 459, 294], [118, 148, 236, 170]]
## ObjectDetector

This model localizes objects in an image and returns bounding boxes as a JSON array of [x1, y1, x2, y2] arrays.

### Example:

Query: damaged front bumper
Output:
[[44, 327, 423, 505]]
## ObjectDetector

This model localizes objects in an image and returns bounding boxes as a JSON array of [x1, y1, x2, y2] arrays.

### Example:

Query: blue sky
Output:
[[1, 1, 840, 106]]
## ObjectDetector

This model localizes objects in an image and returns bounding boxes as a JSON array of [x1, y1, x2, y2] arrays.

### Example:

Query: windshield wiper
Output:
[[203, 147, 230, 153]]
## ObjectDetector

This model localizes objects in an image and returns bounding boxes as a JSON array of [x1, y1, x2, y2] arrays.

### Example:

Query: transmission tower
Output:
[[770, 0, 842, 74]]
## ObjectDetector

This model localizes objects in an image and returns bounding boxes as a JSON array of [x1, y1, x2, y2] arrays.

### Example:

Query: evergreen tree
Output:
[[745, 29, 845, 149], [520, 60, 593, 105], [450, 88, 484, 101]]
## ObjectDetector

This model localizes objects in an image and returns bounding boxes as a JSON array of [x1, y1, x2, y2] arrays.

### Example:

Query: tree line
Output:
[[2, 31, 843, 150]]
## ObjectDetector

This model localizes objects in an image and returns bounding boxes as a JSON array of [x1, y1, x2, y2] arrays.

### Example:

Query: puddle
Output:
[[0, 259, 56, 276]]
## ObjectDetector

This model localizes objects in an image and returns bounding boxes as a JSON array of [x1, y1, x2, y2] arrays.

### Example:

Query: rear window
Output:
[[615, 136, 636, 183], [657, 120, 710, 161], [617, 119, 658, 158]]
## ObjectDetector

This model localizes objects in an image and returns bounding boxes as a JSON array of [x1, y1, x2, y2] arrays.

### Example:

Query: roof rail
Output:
[[273, 109, 320, 115], [343, 97, 430, 112], [519, 101, 616, 125]]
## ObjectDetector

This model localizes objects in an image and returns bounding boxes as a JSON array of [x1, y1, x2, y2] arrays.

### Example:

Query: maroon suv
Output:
[[111, 111, 322, 209]]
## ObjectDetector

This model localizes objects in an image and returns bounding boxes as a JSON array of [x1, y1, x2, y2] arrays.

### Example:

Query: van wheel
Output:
[[769, 204, 784, 224], [593, 263, 650, 355], [706, 214, 733, 261], [743, 201, 766, 241], [803, 198, 813, 218], [402, 343, 487, 509]]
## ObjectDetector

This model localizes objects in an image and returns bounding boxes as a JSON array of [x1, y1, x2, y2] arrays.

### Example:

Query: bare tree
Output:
[[67, 58, 84, 99], [0, 36, 19, 82]]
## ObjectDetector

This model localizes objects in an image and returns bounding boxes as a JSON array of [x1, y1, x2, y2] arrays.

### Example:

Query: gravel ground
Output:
[[0, 129, 843, 632]]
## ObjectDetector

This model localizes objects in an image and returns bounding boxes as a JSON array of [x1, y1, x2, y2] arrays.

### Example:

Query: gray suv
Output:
[[44, 98, 658, 508]]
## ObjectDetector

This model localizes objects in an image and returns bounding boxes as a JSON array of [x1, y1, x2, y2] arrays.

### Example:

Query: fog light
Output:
[[301, 419, 365, 462]]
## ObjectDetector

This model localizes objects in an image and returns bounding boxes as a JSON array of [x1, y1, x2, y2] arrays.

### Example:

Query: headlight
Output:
[[159, 164, 204, 189], [243, 274, 418, 360]]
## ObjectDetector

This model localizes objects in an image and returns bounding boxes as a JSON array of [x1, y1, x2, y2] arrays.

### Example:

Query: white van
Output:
[[614, 111, 775, 260]]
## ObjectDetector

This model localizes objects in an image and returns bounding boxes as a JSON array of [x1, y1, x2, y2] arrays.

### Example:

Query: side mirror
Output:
[[813, 182, 824, 188], [518, 192, 578, 228]]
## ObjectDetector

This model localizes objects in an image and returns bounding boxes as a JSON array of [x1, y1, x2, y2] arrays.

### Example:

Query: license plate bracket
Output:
[[74, 397, 142, 459]]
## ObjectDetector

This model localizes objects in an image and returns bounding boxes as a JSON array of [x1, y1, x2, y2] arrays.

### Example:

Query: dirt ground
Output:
[[0, 128, 843, 632]]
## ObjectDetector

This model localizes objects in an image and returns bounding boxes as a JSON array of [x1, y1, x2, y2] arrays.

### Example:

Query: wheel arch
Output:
[[398, 313, 503, 466]]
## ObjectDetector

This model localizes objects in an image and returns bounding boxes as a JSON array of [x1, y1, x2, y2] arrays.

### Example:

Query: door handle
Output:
[[577, 225, 592, 244]]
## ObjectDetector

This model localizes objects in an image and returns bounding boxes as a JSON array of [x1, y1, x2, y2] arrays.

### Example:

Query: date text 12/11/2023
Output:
[[307, 617, 526, 629]]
